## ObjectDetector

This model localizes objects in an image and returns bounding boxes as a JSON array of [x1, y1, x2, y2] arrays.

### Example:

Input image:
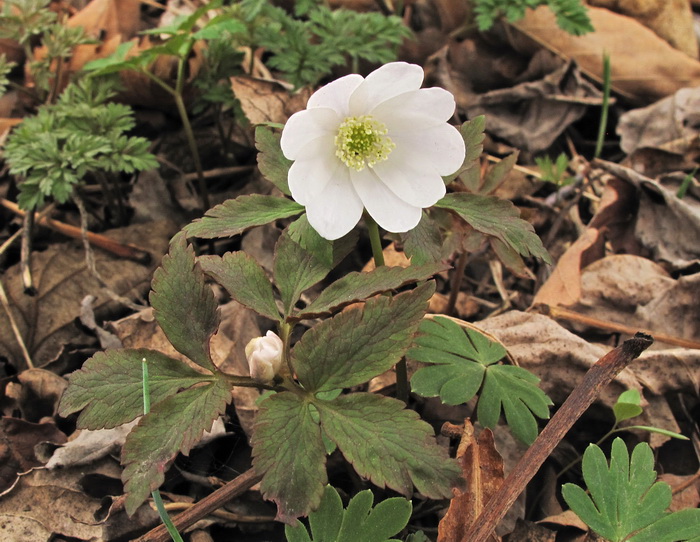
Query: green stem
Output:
[[142, 359, 184, 542], [594, 52, 611, 159], [280, 321, 294, 377], [365, 214, 410, 402], [173, 91, 210, 210], [365, 214, 385, 267]]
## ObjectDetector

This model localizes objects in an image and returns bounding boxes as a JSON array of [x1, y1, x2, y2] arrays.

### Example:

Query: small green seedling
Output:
[[474, 0, 594, 36], [535, 153, 572, 186], [610, 389, 687, 442], [285, 485, 412, 542], [408, 316, 553, 445], [562, 438, 700, 541]]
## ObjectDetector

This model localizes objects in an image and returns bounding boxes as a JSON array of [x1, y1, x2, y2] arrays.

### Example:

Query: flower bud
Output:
[[245, 331, 284, 383]]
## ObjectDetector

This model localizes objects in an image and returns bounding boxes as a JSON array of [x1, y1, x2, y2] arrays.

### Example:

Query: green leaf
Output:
[[481, 151, 518, 195], [315, 393, 460, 499], [436, 193, 552, 264], [285, 485, 412, 542], [298, 263, 445, 319], [405, 532, 430, 542], [58, 349, 211, 430], [199, 252, 281, 322], [630, 508, 700, 542], [121, 377, 231, 515], [444, 116, 485, 189], [256, 125, 292, 195], [150, 233, 219, 372], [477, 364, 551, 445], [183, 195, 304, 239], [401, 213, 443, 266], [409, 317, 551, 445], [613, 389, 643, 424], [252, 392, 327, 524], [288, 214, 357, 270], [293, 282, 434, 393], [274, 230, 333, 318], [562, 438, 674, 542]]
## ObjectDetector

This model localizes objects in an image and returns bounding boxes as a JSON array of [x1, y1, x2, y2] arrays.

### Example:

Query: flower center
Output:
[[335, 115, 395, 171]]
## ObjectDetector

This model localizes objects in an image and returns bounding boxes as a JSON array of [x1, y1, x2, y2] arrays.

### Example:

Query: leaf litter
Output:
[[1, 0, 699, 540]]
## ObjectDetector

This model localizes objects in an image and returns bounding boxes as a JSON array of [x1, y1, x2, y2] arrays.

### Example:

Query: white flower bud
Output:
[[245, 331, 284, 383]]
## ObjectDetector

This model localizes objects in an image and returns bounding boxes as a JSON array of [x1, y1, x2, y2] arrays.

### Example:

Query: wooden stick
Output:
[[135, 468, 263, 542], [534, 304, 700, 350], [464, 333, 654, 542], [0, 198, 151, 264]]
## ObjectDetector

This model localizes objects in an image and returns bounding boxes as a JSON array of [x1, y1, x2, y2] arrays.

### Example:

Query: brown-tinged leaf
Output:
[[0, 418, 66, 493], [231, 76, 312, 126], [510, 5, 700, 103], [438, 421, 504, 542], [10, 368, 67, 422], [0, 220, 176, 368]]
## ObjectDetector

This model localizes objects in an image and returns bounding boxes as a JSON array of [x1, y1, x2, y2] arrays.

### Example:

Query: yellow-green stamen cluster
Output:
[[335, 115, 395, 171]]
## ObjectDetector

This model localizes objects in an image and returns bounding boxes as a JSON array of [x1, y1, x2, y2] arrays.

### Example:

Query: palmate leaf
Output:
[[150, 233, 219, 372], [58, 349, 210, 430], [292, 282, 434, 393], [443, 115, 485, 188], [121, 377, 231, 515], [436, 193, 552, 264], [297, 262, 445, 319], [252, 392, 327, 524], [199, 252, 281, 322], [562, 438, 700, 542], [401, 212, 443, 266], [316, 393, 460, 499], [183, 194, 304, 239], [285, 485, 412, 542], [409, 317, 552, 445]]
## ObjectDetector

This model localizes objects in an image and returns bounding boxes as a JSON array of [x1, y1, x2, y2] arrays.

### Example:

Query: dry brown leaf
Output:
[[67, 0, 141, 40], [509, 5, 700, 103], [660, 473, 700, 512], [0, 418, 66, 493], [588, 0, 698, 58], [231, 76, 313, 126], [438, 421, 504, 542], [0, 220, 177, 369], [8, 368, 68, 422]]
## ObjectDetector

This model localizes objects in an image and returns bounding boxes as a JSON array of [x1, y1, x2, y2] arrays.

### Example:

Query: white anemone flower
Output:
[[280, 62, 466, 240]]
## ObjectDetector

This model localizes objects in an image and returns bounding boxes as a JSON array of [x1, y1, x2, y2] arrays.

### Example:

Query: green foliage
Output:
[[244, 1, 410, 88], [253, 283, 460, 522], [150, 233, 220, 373], [562, 438, 700, 541], [58, 349, 210, 430], [535, 153, 572, 185], [256, 125, 293, 195], [610, 389, 688, 441], [3, 78, 157, 209], [183, 194, 305, 239], [474, 0, 593, 36], [0, 0, 56, 47], [409, 317, 552, 445], [0, 54, 16, 96], [285, 485, 412, 542], [436, 193, 552, 264]]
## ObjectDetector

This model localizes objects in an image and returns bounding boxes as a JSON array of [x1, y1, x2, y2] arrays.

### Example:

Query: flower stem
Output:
[[365, 214, 385, 267], [364, 214, 409, 402]]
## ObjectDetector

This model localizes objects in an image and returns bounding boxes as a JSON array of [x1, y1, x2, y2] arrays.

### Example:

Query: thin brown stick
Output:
[[20, 210, 36, 294], [534, 304, 700, 350], [0, 198, 151, 264], [0, 277, 33, 368], [464, 333, 654, 542], [135, 468, 263, 542]]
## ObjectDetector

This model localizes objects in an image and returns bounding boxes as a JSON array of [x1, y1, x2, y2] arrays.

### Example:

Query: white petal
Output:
[[372, 88, 456, 131], [372, 151, 446, 208], [349, 62, 424, 115], [280, 107, 340, 160], [392, 123, 466, 176], [307, 73, 364, 116], [305, 169, 364, 240], [350, 168, 423, 233], [287, 138, 341, 206]]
